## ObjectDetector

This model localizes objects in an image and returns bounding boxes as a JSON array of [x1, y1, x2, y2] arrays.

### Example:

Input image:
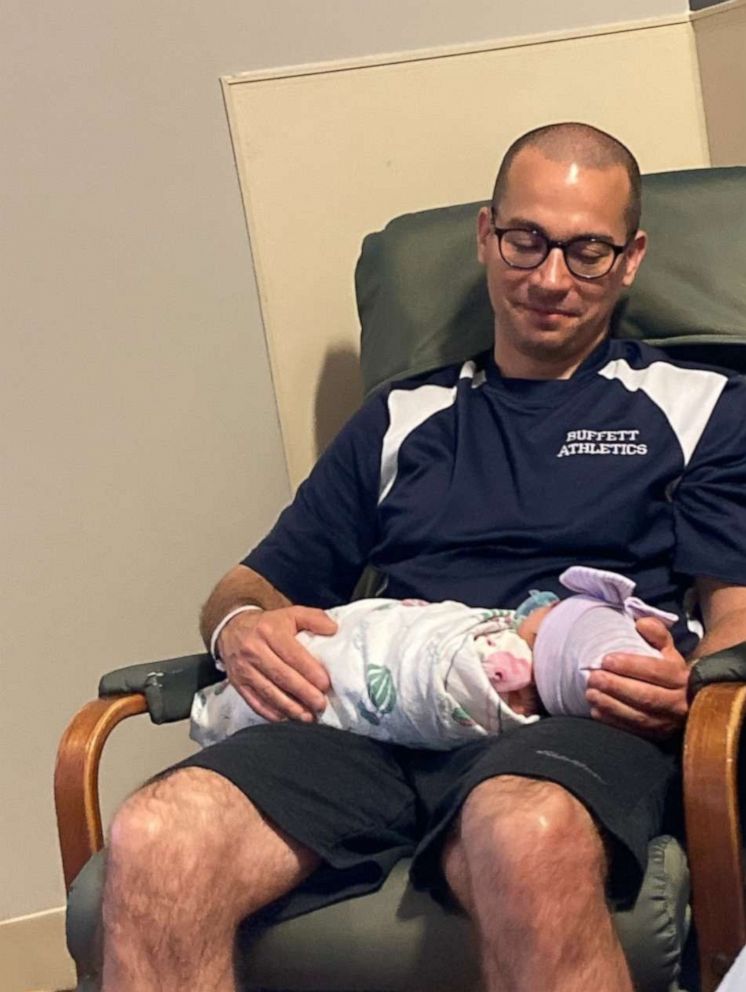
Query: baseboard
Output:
[[0, 906, 76, 992]]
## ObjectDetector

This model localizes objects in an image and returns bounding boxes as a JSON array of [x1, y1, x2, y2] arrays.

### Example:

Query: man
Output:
[[102, 123, 746, 991]]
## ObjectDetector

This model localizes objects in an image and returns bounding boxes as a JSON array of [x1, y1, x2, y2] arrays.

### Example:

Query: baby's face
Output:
[[517, 603, 556, 648]]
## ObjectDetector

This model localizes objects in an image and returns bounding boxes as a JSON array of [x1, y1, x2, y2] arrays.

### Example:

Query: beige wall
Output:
[[0, 0, 733, 961], [2, 4, 286, 924], [693, 0, 746, 164]]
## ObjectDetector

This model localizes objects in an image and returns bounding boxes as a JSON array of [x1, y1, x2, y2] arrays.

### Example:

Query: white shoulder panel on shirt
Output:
[[378, 360, 479, 504], [598, 358, 728, 466]]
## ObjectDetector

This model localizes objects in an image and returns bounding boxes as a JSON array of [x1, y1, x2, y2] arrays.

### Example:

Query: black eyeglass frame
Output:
[[489, 207, 631, 281]]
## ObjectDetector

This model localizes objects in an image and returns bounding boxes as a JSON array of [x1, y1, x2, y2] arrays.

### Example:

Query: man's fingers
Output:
[[260, 629, 332, 695], [595, 652, 688, 688], [291, 605, 339, 636], [588, 699, 657, 738], [586, 669, 687, 716], [237, 684, 288, 723], [248, 609, 333, 692], [634, 616, 674, 652], [247, 643, 329, 712], [234, 669, 317, 723], [587, 691, 681, 739]]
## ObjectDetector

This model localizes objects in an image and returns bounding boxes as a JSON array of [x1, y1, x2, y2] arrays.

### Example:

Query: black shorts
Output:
[[170, 717, 681, 923]]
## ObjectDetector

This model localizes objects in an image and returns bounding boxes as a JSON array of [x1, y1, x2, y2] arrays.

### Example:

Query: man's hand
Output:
[[585, 617, 689, 739], [218, 606, 337, 723]]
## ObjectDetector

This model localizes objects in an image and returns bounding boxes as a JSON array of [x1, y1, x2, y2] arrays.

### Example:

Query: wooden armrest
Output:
[[683, 681, 746, 992], [54, 694, 148, 889]]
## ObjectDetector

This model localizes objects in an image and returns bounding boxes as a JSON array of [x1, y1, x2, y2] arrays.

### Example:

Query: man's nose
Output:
[[531, 246, 573, 290]]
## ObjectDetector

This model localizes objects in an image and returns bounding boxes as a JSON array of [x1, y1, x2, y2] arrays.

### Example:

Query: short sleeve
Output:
[[673, 376, 746, 585], [242, 391, 388, 607]]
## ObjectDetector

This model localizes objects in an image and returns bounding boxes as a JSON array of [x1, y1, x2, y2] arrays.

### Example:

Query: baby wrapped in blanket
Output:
[[190, 565, 677, 750]]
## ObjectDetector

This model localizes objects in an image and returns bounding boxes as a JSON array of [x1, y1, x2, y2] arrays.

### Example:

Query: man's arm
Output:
[[199, 563, 292, 647], [691, 578, 746, 660], [201, 563, 336, 723], [199, 565, 292, 649], [586, 580, 746, 739]]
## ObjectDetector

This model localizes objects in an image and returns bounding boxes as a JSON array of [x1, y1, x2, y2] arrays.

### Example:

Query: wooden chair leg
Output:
[[54, 694, 148, 890], [683, 682, 746, 992]]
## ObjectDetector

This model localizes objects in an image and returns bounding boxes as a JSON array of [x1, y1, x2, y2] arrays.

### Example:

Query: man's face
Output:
[[477, 148, 647, 377]]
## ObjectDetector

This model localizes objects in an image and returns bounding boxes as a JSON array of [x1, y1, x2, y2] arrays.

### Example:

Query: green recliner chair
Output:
[[56, 167, 746, 992]]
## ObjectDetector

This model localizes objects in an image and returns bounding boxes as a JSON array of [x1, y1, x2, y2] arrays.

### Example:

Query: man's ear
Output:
[[476, 206, 492, 265], [621, 229, 648, 288]]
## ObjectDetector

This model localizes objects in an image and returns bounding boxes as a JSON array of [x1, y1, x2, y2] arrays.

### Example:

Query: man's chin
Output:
[[520, 306, 578, 331], [519, 325, 577, 353], [515, 322, 595, 362], [516, 326, 611, 373]]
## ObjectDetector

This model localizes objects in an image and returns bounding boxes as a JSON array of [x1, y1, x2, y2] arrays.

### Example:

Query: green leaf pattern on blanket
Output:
[[353, 623, 397, 726], [450, 704, 476, 728], [358, 663, 397, 725]]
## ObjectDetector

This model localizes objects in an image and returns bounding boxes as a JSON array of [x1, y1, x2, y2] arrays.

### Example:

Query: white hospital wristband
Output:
[[210, 604, 262, 669]]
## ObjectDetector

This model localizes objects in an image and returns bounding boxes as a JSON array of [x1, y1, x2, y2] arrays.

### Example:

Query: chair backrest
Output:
[[355, 167, 746, 395]]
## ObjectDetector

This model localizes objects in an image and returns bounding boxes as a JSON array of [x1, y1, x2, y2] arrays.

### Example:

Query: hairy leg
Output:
[[102, 767, 320, 992], [441, 775, 633, 992]]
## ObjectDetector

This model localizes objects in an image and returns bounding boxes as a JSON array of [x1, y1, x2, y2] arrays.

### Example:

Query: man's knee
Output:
[[106, 765, 320, 914], [455, 775, 605, 877], [107, 767, 250, 872]]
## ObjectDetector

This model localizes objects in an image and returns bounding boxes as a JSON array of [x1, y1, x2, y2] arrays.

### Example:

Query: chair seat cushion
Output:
[[68, 836, 689, 991]]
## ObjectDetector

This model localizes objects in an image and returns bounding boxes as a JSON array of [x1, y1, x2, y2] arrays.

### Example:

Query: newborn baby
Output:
[[191, 566, 676, 751]]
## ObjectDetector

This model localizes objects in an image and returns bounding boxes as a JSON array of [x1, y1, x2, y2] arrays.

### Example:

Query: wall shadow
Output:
[[314, 345, 364, 457]]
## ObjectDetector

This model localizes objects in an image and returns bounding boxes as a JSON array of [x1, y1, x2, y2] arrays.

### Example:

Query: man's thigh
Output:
[[170, 723, 420, 920]]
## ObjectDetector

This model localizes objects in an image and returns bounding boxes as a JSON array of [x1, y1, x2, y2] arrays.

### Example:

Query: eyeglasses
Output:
[[490, 208, 629, 280]]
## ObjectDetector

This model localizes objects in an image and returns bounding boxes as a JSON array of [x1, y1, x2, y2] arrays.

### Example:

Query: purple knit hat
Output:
[[532, 566, 678, 716]]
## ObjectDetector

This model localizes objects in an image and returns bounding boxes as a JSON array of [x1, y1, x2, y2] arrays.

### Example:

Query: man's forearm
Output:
[[690, 607, 746, 663], [199, 564, 291, 649]]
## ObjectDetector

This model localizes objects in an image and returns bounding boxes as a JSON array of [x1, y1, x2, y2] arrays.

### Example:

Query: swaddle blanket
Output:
[[190, 598, 538, 751]]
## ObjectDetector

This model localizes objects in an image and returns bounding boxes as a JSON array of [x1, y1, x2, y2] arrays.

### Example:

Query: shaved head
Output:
[[492, 123, 642, 236]]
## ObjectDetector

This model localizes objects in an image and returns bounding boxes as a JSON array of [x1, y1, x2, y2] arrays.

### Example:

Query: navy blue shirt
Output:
[[244, 338, 746, 654]]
